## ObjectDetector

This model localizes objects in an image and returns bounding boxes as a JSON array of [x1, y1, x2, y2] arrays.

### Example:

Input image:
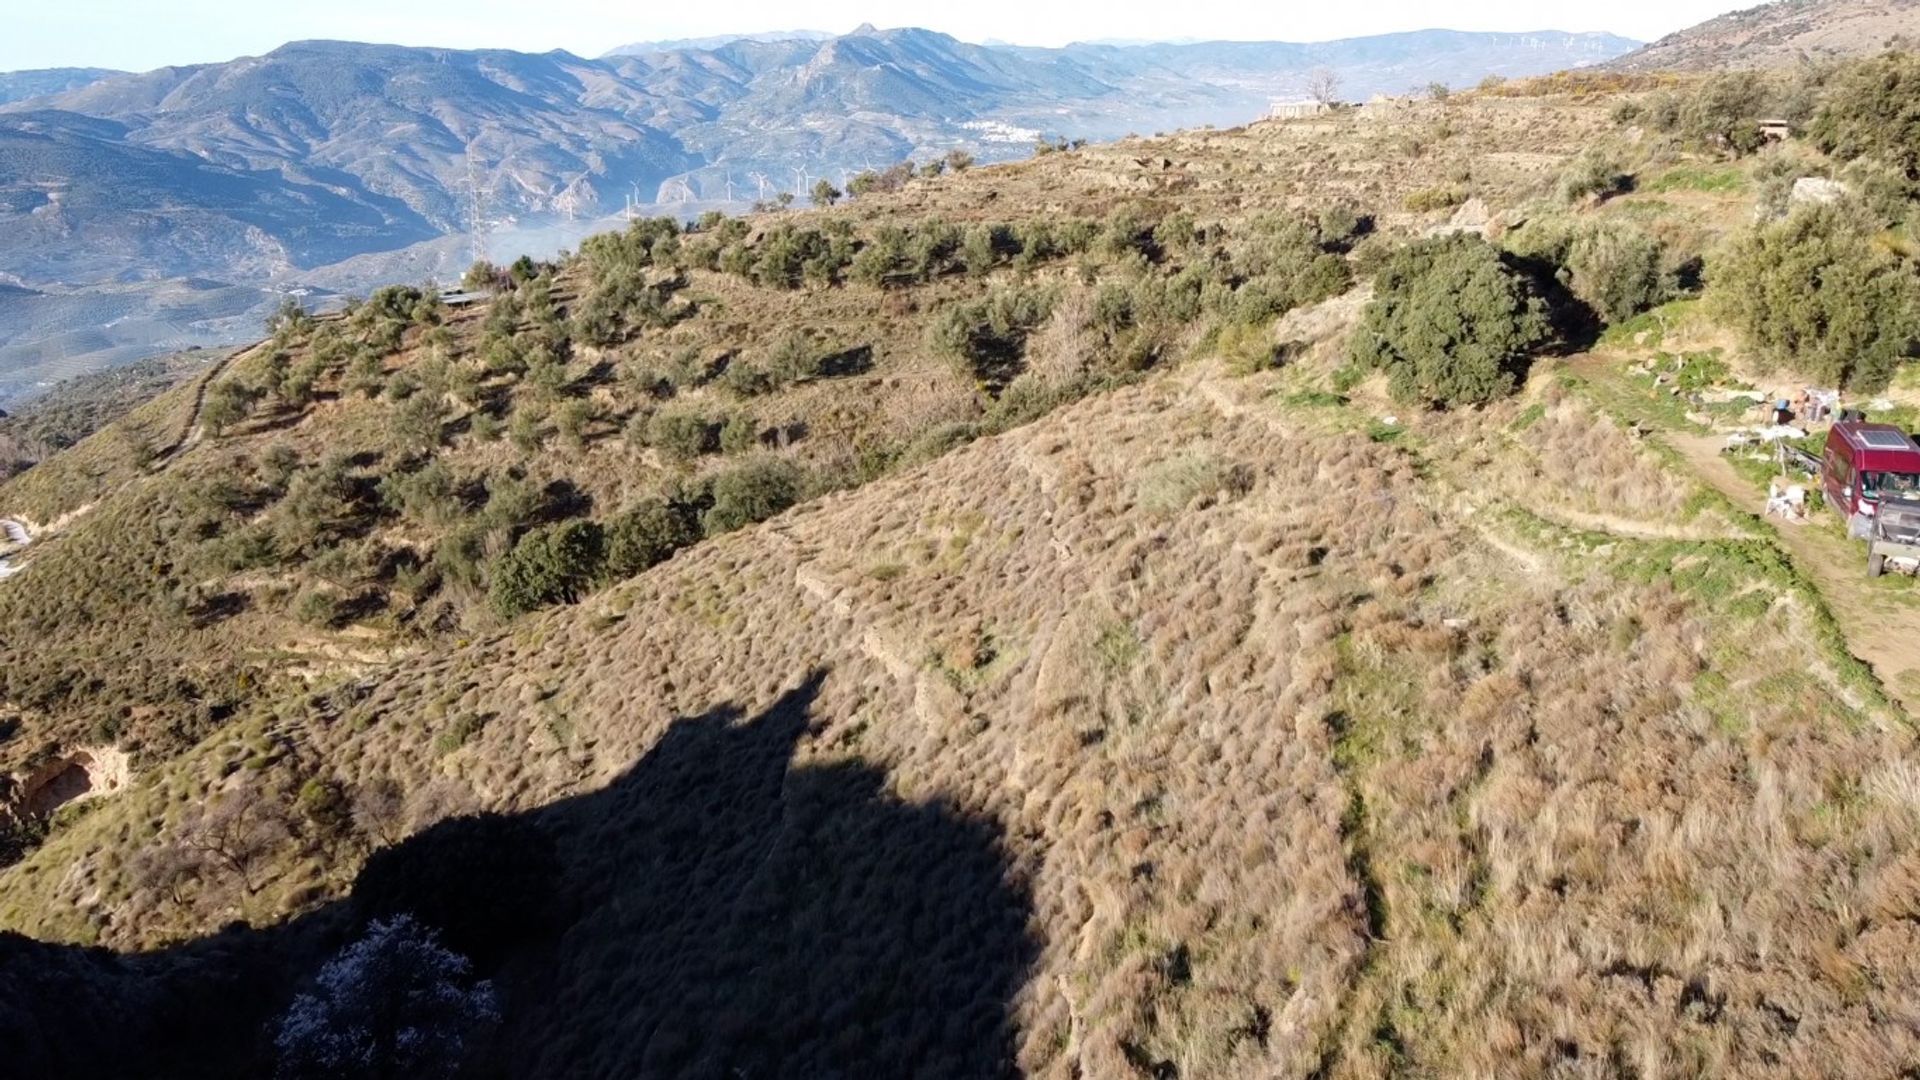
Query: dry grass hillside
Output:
[[9, 350, 1914, 1077], [0, 85, 1622, 785], [1610, 0, 1920, 72], [6, 68, 1920, 1079]]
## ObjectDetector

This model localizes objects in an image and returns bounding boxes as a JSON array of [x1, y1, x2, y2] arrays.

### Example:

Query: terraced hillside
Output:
[[7, 67, 1920, 1078]]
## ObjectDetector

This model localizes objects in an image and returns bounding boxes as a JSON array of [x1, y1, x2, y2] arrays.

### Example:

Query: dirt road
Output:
[[1671, 430, 1920, 715]]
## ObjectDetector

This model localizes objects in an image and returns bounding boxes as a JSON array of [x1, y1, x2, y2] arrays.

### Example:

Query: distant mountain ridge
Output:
[[1608, 0, 1920, 71], [0, 25, 1636, 395], [0, 68, 123, 106], [606, 30, 838, 56], [1, 26, 1638, 270]]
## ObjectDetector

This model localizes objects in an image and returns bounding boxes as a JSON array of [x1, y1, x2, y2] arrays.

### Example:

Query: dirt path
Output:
[[150, 346, 247, 467], [1671, 430, 1920, 714]]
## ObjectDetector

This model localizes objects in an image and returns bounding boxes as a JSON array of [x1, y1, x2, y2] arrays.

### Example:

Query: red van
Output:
[[1823, 422, 1920, 531]]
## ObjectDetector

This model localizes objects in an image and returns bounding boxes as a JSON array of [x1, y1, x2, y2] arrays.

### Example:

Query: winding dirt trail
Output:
[[1671, 430, 1920, 715], [149, 346, 246, 467]]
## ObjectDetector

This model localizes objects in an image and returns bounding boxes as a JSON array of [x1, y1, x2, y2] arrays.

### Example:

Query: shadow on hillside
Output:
[[0, 672, 1036, 1079]]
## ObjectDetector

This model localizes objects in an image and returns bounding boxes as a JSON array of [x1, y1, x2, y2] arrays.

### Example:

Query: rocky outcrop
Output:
[[14, 747, 129, 819]]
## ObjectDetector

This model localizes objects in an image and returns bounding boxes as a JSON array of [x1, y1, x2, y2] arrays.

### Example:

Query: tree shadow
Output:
[[817, 343, 876, 378], [0, 672, 1037, 1079]]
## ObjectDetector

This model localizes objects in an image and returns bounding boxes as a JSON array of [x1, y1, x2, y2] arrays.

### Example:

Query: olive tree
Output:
[[1352, 235, 1552, 407], [1709, 201, 1920, 391]]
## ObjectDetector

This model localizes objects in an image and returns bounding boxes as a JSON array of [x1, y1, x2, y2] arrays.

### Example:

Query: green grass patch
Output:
[[1643, 165, 1749, 195], [1509, 402, 1547, 432]]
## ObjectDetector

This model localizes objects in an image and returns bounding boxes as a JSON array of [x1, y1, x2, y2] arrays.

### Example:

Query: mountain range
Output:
[[0, 27, 1636, 283], [0, 25, 1642, 404]]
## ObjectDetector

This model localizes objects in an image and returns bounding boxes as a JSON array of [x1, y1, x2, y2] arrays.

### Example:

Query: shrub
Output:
[[1680, 72, 1771, 155], [1353, 235, 1552, 407], [275, 915, 499, 1079], [1556, 149, 1632, 204], [1403, 186, 1467, 213], [200, 380, 259, 437], [1709, 201, 1920, 391], [720, 412, 761, 454], [701, 457, 805, 536], [1515, 218, 1672, 325], [295, 778, 353, 847], [603, 498, 699, 579], [1810, 51, 1920, 179], [1564, 222, 1670, 324], [379, 461, 467, 527], [646, 408, 718, 460], [489, 520, 606, 617], [932, 285, 1057, 391]]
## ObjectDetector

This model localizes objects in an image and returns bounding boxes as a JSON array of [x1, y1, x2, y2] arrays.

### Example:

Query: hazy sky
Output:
[[7, 0, 1745, 73]]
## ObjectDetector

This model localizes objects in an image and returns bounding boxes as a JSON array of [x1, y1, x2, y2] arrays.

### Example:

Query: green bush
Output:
[[932, 285, 1057, 391], [1810, 52, 1920, 179], [1556, 149, 1631, 204], [720, 412, 761, 454], [1677, 72, 1772, 156], [1514, 218, 1670, 324], [200, 380, 260, 436], [489, 520, 606, 617], [1353, 235, 1552, 407], [701, 458, 805, 537], [1709, 202, 1920, 391], [603, 498, 699, 579], [646, 408, 718, 460], [1565, 222, 1669, 324]]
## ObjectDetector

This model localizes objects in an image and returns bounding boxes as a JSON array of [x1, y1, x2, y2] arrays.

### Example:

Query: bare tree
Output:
[[130, 842, 201, 909], [182, 792, 290, 896], [1308, 67, 1343, 107], [352, 777, 407, 848]]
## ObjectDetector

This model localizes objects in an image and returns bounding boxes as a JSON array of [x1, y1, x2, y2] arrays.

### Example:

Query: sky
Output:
[[6, 0, 1747, 73]]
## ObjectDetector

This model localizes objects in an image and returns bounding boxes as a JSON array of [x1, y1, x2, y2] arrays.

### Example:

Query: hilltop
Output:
[[8, 58, 1920, 1077], [1610, 0, 1920, 71]]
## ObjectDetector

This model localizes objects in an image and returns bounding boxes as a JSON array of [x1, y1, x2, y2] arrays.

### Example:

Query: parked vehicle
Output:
[[1821, 422, 1920, 535], [1869, 496, 1920, 577]]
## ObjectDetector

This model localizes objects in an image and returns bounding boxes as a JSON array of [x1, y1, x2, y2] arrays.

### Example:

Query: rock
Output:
[[1448, 197, 1492, 231], [1790, 177, 1850, 207]]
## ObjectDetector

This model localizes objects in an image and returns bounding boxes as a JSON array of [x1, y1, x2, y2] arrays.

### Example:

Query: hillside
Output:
[[1609, 0, 1920, 71], [0, 349, 219, 479], [8, 63, 1920, 1077]]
